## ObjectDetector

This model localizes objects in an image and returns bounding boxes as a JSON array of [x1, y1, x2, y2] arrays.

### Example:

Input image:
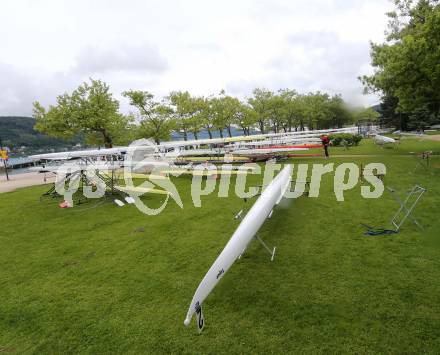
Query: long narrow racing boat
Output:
[[184, 165, 292, 330]]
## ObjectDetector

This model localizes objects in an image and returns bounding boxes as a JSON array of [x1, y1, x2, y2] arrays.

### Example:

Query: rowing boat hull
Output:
[[184, 164, 292, 326]]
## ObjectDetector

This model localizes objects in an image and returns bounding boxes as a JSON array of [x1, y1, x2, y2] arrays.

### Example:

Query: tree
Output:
[[146, 104, 175, 144], [302, 92, 332, 130], [122, 90, 174, 144], [201, 97, 215, 139], [327, 95, 354, 128], [267, 93, 289, 133], [378, 94, 409, 129], [278, 89, 300, 132], [353, 107, 380, 123], [292, 94, 308, 131], [34, 79, 129, 148], [407, 104, 437, 130], [235, 103, 257, 135], [248, 88, 273, 134], [210, 96, 227, 138], [112, 116, 140, 146], [187, 96, 205, 140], [361, 0, 440, 127], [169, 91, 199, 141], [220, 93, 242, 137]]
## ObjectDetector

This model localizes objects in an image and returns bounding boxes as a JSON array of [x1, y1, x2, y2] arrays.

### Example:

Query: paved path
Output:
[[420, 134, 440, 141], [0, 172, 55, 193]]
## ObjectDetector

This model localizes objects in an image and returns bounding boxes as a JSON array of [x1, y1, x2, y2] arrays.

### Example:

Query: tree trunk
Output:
[[193, 131, 198, 140], [102, 130, 113, 148], [218, 129, 224, 138], [206, 128, 212, 139], [258, 120, 265, 134], [183, 129, 188, 141], [227, 125, 232, 137]]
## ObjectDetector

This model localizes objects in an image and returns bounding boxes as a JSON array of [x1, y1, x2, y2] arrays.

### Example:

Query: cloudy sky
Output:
[[0, 0, 393, 116]]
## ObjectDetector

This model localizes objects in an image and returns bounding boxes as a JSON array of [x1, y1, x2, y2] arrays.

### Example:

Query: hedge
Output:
[[329, 133, 363, 146]]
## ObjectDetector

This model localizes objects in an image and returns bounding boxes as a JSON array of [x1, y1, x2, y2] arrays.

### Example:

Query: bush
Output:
[[330, 133, 363, 146], [352, 134, 362, 145]]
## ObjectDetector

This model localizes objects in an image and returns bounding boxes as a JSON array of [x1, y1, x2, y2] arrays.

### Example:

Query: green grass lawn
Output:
[[330, 135, 440, 155], [295, 135, 440, 157], [1, 138, 440, 353]]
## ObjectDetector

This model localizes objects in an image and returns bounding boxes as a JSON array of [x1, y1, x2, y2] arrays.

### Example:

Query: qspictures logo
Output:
[[53, 141, 386, 215]]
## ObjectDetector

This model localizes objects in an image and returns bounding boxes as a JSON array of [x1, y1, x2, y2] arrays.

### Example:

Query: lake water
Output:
[[0, 157, 34, 174], [6, 157, 34, 165]]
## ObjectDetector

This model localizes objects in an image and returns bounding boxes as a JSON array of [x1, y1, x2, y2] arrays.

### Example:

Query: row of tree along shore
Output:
[[33, 80, 378, 148]]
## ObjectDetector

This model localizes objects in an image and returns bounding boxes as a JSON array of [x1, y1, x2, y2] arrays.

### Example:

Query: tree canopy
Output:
[[33, 79, 131, 148], [122, 90, 175, 144], [32, 79, 364, 146], [361, 0, 440, 129]]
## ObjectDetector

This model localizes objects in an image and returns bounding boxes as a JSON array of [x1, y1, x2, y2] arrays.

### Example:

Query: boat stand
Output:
[[255, 235, 276, 261], [387, 185, 426, 231], [234, 211, 277, 261], [412, 151, 432, 172], [40, 172, 76, 200], [40, 183, 59, 199], [233, 190, 263, 219]]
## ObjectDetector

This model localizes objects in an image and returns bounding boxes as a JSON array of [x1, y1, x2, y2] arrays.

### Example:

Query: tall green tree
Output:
[[327, 95, 354, 128], [205, 90, 241, 138], [201, 97, 215, 139], [169, 91, 201, 140], [267, 93, 285, 133], [221, 94, 242, 137], [187, 96, 205, 140], [248, 88, 273, 134], [407, 104, 437, 130], [278, 89, 300, 132], [361, 0, 440, 126], [235, 103, 257, 135], [301, 92, 331, 130], [210, 96, 227, 138], [33, 79, 129, 148], [122, 90, 174, 144], [378, 95, 409, 129]]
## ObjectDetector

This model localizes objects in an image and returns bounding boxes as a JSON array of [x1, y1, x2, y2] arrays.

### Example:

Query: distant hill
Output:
[[0, 116, 83, 155]]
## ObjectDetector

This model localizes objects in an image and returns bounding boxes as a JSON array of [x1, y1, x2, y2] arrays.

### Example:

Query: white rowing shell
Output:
[[374, 134, 396, 144], [232, 147, 308, 155], [184, 164, 293, 326]]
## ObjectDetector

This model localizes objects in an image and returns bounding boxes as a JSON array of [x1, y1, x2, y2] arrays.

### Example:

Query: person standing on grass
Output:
[[321, 134, 330, 158]]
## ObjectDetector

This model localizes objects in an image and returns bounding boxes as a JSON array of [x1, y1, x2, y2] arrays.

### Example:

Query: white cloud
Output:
[[72, 43, 168, 74], [0, 0, 393, 116], [0, 63, 40, 114]]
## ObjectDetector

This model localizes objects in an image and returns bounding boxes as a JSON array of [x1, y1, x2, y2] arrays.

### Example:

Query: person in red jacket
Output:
[[321, 134, 330, 158]]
